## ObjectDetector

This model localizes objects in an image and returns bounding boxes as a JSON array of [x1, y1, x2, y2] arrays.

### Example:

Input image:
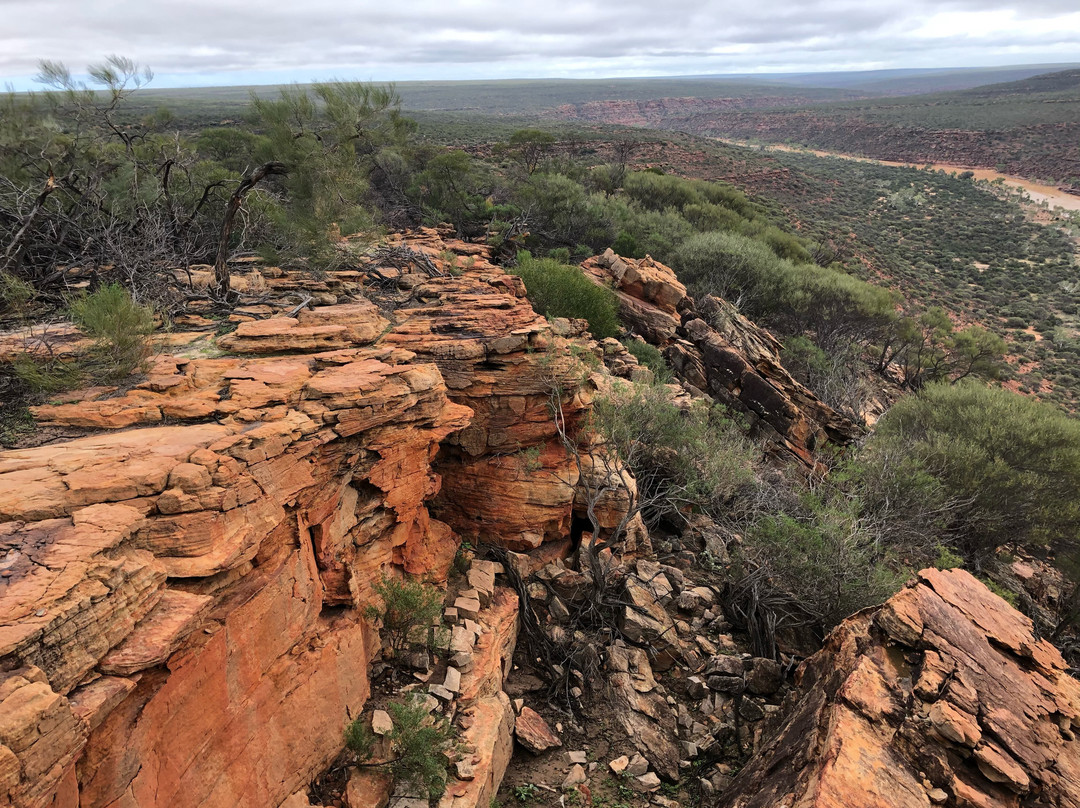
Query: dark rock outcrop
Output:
[[583, 249, 863, 466]]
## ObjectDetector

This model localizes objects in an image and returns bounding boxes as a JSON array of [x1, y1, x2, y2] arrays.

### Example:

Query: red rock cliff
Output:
[[0, 231, 600, 808]]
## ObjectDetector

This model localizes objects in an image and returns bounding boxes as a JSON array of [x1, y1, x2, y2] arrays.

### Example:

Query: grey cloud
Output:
[[0, 0, 1077, 84]]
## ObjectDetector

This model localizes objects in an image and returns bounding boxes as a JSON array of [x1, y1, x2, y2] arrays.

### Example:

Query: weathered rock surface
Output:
[[377, 233, 602, 550], [671, 295, 863, 466], [583, 249, 687, 344], [515, 706, 563, 753], [1, 231, 583, 808], [606, 643, 682, 781], [717, 568, 1080, 808], [1, 336, 467, 807], [584, 249, 862, 466]]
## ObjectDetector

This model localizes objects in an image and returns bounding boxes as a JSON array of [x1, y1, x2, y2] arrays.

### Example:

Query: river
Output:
[[719, 140, 1080, 213]]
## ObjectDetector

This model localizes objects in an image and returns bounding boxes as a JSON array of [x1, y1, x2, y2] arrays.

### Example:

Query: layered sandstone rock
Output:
[[372, 231, 604, 551], [584, 249, 862, 466], [0, 229, 619, 808], [582, 249, 687, 344], [718, 568, 1080, 808], [1, 339, 470, 807]]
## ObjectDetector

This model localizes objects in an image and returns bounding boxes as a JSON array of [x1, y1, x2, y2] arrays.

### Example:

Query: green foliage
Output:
[[509, 253, 620, 339], [452, 541, 474, 575], [513, 784, 540, 804], [507, 128, 556, 175], [589, 384, 757, 526], [0, 272, 34, 314], [346, 694, 456, 799], [10, 353, 82, 395], [364, 575, 445, 660], [343, 717, 376, 761], [68, 284, 155, 381], [675, 229, 898, 350], [515, 445, 544, 473], [622, 339, 672, 383], [877, 307, 1006, 389], [250, 81, 413, 264], [934, 545, 965, 570], [513, 173, 614, 252], [861, 380, 1080, 561], [410, 150, 500, 237], [981, 577, 1019, 607], [743, 495, 907, 629]]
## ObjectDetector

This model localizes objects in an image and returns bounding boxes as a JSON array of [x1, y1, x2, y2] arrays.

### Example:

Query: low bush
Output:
[[859, 380, 1080, 562], [68, 283, 155, 381], [622, 339, 672, 383], [345, 694, 457, 798], [364, 575, 445, 660], [588, 383, 757, 527], [510, 253, 620, 339], [741, 494, 906, 630]]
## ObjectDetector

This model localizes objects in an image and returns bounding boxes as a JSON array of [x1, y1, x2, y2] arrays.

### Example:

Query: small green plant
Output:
[[516, 445, 543, 473], [513, 784, 540, 804], [613, 772, 635, 801], [345, 694, 457, 799], [68, 283, 155, 381], [364, 575, 446, 660], [453, 541, 474, 575], [933, 545, 964, 570]]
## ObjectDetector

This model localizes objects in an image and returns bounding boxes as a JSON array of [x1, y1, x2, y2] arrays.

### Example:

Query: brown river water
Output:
[[720, 140, 1080, 212]]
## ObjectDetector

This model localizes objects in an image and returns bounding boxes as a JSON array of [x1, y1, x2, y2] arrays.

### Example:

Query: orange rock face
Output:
[[0, 229, 609, 808], [718, 568, 1080, 808], [1, 302, 474, 804], [374, 231, 603, 550]]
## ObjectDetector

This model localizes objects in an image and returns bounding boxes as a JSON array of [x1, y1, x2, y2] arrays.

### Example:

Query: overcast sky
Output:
[[2, 0, 1079, 89]]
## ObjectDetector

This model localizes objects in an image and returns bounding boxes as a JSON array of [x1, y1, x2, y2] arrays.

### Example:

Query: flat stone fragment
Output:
[[636, 773, 661, 791], [371, 710, 393, 736], [563, 764, 586, 788], [515, 706, 562, 753], [454, 597, 481, 621], [443, 666, 462, 693]]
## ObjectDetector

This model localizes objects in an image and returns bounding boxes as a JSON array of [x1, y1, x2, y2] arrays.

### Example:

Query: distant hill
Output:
[[725, 64, 1080, 95], [122, 63, 1080, 124], [588, 67, 1080, 186], [118, 64, 1080, 186]]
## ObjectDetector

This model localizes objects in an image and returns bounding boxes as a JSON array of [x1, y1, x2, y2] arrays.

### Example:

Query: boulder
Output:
[[717, 569, 1080, 808]]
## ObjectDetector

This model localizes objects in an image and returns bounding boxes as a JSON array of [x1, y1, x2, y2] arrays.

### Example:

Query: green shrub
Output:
[[743, 502, 906, 629], [933, 545, 965, 570], [0, 272, 34, 315], [11, 353, 82, 394], [622, 339, 672, 383], [364, 575, 445, 660], [68, 283, 154, 381], [589, 384, 756, 526], [345, 694, 456, 798], [860, 380, 1080, 561], [510, 253, 620, 339]]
